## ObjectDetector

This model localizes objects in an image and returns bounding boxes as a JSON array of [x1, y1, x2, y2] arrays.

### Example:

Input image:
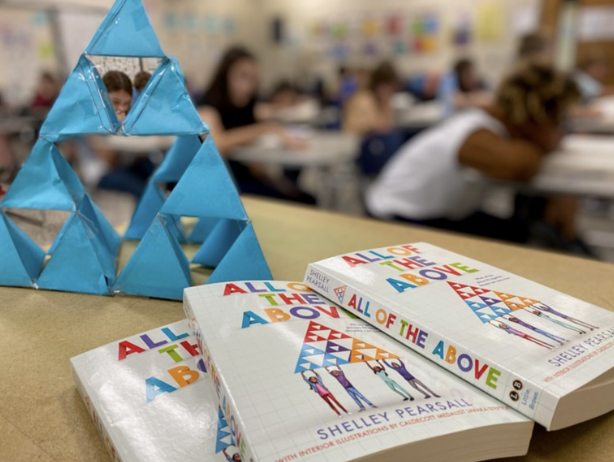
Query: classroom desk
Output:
[[231, 131, 359, 208], [99, 135, 176, 154], [525, 134, 614, 199], [1, 197, 613, 462]]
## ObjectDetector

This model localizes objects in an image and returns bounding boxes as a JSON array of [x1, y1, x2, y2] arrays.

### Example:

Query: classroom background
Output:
[[1, 0, 613, 262]]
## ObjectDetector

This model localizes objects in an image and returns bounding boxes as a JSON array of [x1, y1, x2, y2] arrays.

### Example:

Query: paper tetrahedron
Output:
[[161, 136, 248, 220], [85, 0, 165, 57], [37, 212, 116, 295], [113, 214, 191, 300], [39, 56, 119, 142], [0, 210, 46, 287], [1, 139, 85, 211]]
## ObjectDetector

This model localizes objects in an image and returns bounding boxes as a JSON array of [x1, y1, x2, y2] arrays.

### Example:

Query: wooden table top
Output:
[[1, 196, 613, 462]]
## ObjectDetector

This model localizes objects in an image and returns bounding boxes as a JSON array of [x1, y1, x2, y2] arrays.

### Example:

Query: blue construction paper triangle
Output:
[[191, 219, 245, 267], [0, 211, 46, 287], [37, 214, 114, 295], [164, 213, 187, 244], [187, 216, 218, 243], [161, 136, 248, 220], [85, 0, 164, 57], [47, 215, 72, 256], [206, 222, 272, 284], [124, 183, 166, 240], [39, 55, 119, 142], [114, 214, 191, 300], [123, 57, 207, 136], [152, 136, 202, 183], [79, 195, 122, 255], [1, 140, 85, 211]]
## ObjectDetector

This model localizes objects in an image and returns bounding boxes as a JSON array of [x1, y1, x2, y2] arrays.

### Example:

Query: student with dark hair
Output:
[[31, 71, 60, 114], [367, 62, 580, 244], [516, 32, 553, 63], [88, 70, 154, 197], [574, 53, 614, 103], [437, 57, 492, 117], [197, 47, 314, 204], [342, 61, 399, 135]]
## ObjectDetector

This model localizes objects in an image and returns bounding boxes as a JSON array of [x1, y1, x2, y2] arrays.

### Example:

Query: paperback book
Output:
[[71, 320, 234, 462], [184, 280, 533, 462], [305, 242, 614, 430]]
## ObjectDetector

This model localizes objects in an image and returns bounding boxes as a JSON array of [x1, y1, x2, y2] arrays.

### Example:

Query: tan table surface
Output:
[[1, 196, 613, 462]]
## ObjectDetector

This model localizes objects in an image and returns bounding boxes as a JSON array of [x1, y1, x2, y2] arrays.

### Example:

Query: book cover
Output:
[[184, 280, 533, 462], [71, 320, 232, 462], [305, 242, 614, 430]]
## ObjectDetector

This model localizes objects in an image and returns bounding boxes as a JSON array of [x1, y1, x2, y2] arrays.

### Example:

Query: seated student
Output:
[[88, 71, 154, 198], [574, 53, 614, 104], [197, 46, 314, 204], [30, 71, 60, 117], [437, 58, 492, 118], [366, 62, 580, 244], [342, 61, 399, 136], [516, 32, 553, 64], [132, 70, 151, 101], [257, 81, 319, 124]]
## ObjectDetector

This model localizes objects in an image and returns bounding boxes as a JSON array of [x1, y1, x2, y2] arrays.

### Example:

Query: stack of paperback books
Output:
[[72, 243, 614, 462]]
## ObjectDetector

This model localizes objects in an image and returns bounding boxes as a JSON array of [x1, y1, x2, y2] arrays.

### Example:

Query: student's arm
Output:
[[198, 106, 285, 157], [366, 362, 374, 371], [325, 366, 331, 373], [458, 129, 546, 182]]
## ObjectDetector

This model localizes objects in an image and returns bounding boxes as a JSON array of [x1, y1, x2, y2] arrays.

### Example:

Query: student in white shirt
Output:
[[366, 62, 580, 244]]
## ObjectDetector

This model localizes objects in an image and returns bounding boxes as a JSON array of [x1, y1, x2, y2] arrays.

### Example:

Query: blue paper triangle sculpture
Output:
[[0, 0, 271, 299]]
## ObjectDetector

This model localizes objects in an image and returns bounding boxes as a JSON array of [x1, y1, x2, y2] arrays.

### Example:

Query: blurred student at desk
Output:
[[366, 62, 580, 246], [342, 61, 399, 136], [197, 47, 314, 204], [574, 53, 614, 104], [437, 58, 492, 118]]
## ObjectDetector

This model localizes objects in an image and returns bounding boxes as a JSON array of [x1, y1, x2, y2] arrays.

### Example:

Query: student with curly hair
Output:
[[367, 62, 580, 245]]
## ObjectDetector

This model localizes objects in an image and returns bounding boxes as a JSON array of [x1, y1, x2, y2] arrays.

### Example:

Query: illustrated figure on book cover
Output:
[[301, 370, 350, 418], [325, 365, 377, 412], [365, 361, 414, 401]]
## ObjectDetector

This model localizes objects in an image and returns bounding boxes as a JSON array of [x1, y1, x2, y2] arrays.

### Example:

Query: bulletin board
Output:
[[0, 7, 58, 106]]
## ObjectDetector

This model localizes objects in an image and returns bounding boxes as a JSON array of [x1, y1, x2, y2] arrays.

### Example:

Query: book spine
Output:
[[304, 263, 555, 428], [71, 363, 124, 462], [183, 297, 257, 462]]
